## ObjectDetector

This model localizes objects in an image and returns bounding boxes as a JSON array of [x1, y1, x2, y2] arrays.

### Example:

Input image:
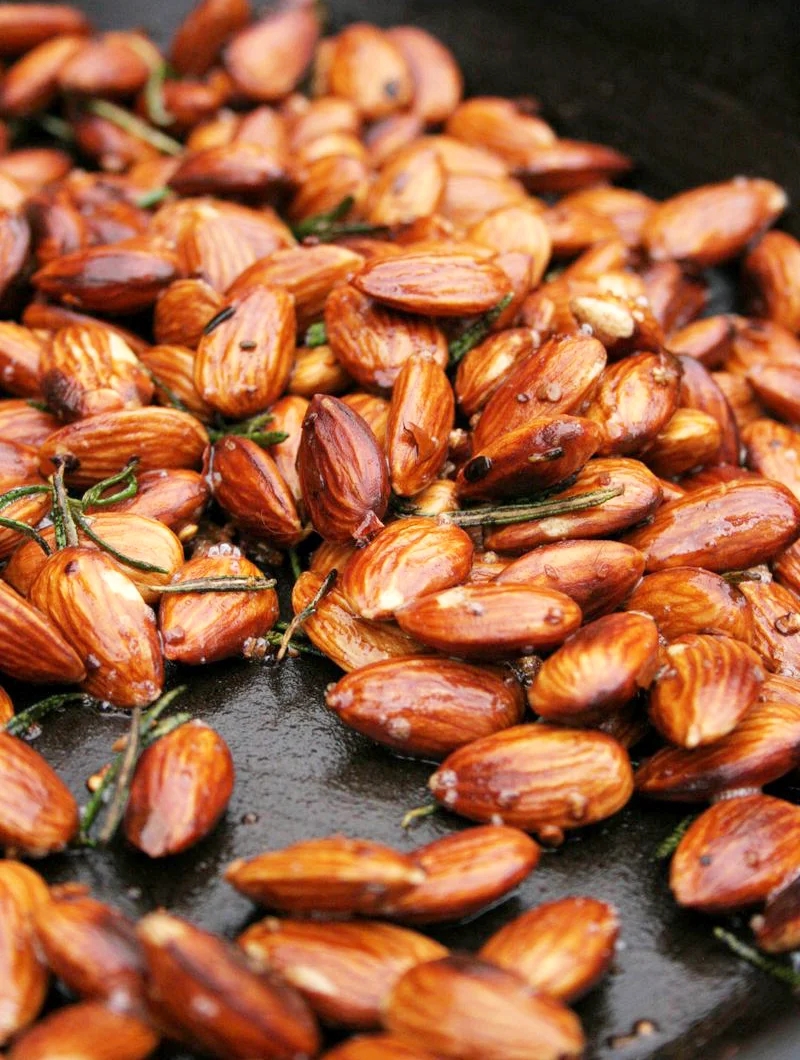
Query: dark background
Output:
[[25, 1, 800, 1057]]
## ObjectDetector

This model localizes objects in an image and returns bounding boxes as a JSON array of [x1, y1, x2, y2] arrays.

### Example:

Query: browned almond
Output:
[[226, 836, 425, 915], [224, 3, 318, 100], [644, 178, 787, 266], [154, 278, 224, 349], [288, 95, 361, 147], [0, 862, 49, 1044], [585, 350, 682, 456], [669, 794, 800, 913], [386, 26, 462, 124], [140, 343, 214, 422], [30, 547, 163, 707], [636, 698, 800, 801], [445, 96, 556, 166], [438, 172, 528, 229], [626, 567, 753, 642], [0, 5, 90, 56], [0, 208, 30, 310], [644, 408, 723, 477], [327, 23, 412, 120], [138, 911, 320, 1060], [35, 888, 145, 1007], [469, 207, 551, 285], [752, 876, 800, 954], [289, 342, 351, 397], [321, 1035, 442, 1059], [340, 519, 472, 621], [643, 260, 709, 331], [171, 0, 251, 77], [378, 825, 539, 925], [386, 355, 454, 497], [649, 634, 764, 748], [454, 328, 538, 418], [457, 415, 600, 503], [744, 418, 800, 500], [289, 152, 370, 222], [496, 539, 645, 619], [366, 143, 444, 228], [669, 314, 735, 367], [168, 141, 290, 200], [385, 955, 584, 1060], [561, 186, 655, 246], [513, 138, 631, 192], [739, 579, 800, 677], [774, 537, 800, 595], [326, 656, 523, 759], [39, 407, 209, 487], [0, 322, 46, 398], [57, 32, 150, 96], [0, 685, 12, 725], [292, 570, 427, 672], [177, 211, 286, 296], [626, 479, 800, 572], [675, 351, 740, 464], [0, 399, 58, 446], [726, 315, 800, 374], [397, 583, 581, 660], [429, 725, 633, 837], [353, 251, 512, 317], [480, 896, 619, 1002], [0, 732, 79, 856], [0, 438, 51, 558], [298, 394, 389, 544], [0, 34, 86, 116], [746, 362, 800, 423], [87, 468, 209, 540], [22, 302, 150, 355], [208, 435, 306, 547], [485, 457, 663, 554], [123, 720, 234, 858], [160, 552, 278, 665], [265, 393, 307, 502], [472, 334, 607, 450], [569, 291, 663, 360], [0, 579, 86, 684], [758, 672, 800, 707], [528, 612, 659, 724], [240, 918, 446, 1030], [8, 1001, 158, 1060], [744, 230, 800, 332]]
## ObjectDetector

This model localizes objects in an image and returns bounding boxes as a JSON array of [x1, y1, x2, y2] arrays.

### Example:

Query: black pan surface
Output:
[[22, 1, 800, 1056]]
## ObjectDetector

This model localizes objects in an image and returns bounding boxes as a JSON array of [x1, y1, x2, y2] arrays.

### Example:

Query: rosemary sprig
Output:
[[435, 485, 624, 529], [653, 815, 696, 860], [4, 693, 88, 738], [713, 928, 800, 989], [0, 517, 52, 554], [85, 99, 183, 156], [135, 186, 171, 209], [34, 113, 75, 144], [304, 321, 328, 348], [291, 196, 387, 242], [263, 631, 326, 658], [448, 294, 514, 365], [96, 706, 142, 845], [401, 803, 437, 830], [80, 460, 140, 511], [157, 576, 277, 594], [274, 568, 336, 663], [207, 411, 287, 448], [288, 548, 303, 581], [143, 61, 174, 128], [52, 461, 78, 549]]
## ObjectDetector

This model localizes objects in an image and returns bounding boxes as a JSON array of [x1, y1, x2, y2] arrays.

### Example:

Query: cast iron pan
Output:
[[22, 0, 800, 1056]]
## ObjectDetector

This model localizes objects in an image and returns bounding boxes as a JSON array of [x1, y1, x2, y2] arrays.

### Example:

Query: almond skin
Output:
[[454, 327, 538, 417], [739, 579, 800, 677], [396, 583, 582, 660], [377, 825, 539, 925], [138, 912, 320, 1060], [496, 539, 645, 619], [239, 918, 447, 1030], [225, 836, 425, 915], [30, 547, 164, 708], [0, 732, 79, 856], [87, 468, 209, 540], [326, 656, 524, 759], [626, 567, 754, 643], [649, 634, 765, 748], [298, 394, 390, 544], [154, 277, 224, 348], [123, 720, 234, 858], [340, 519, 473, 621], [429, 725, 633, 838], [752, 876, 800, 954], [0, 862, 49, 1045], [480, 896, 619, 1002], [669, 794, 800, 913], [7, 1002, 158, 1060], [160, 552, 279, 665], [386, 354, 454, 497], [528, 612, 660, 724], [0, 580, 86, 685], [385, 955, 585, 1060], [636, 699, 800, 801], [353, 251, 512, 317], [626, 479, 800, 572]]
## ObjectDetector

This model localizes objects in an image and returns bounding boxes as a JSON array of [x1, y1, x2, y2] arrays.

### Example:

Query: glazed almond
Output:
[[171, 0, 251, 77], [224, 3, 319, 101], [327, 24, 412, 120], [326, 656, 523, 759], [585, 350, 682, 456], [0, 580, 86, 685], [0, 323, 46, 398], [739, 579, 800, 677], [0, 5, 90, 56], [445, 97, 557, 167], [0, 733, 79, 856], [743, 418, 800, 501], [744, 229, 800, 334], [528, 612, 659, 724], [454, 328, 538, 417], [627, 567, 753, 643], [387, 26, 463, 124], [7, 1002, 158, 1060], [396, 583, 581, 659], [88, 468, 209, 539], [752, 876, 800, 954], [747, 363, 800, 424], [366, 143, 445, 227], [154, 278, 224, 348], [0, 862, 49, 1044], [676, 352, 740, 466], [669, 794, 800, 913], [429, 725, 633, 838], [386, 355, 454, 496], [480, 897, 619, 1002], [341, 519, 473, 621], [321, 1035, 440, 1059], [226, 836, 425, 915], [644, 408, 722, 477]]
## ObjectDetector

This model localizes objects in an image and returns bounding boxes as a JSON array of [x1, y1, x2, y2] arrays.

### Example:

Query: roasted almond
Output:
[[0, 5, 91, 56], [0, 732, 79, 856], [0, 861, 49, 1045], [366, 143, 445, 227], [743, 417, 800, 501], [746, 362, 800, 424], [7, 1001, 158, 1060], [170, 0, 250, 77], [677, 351, 740, 465], [0, 580, 86, 684], [0, 33, 86, 117], [154, 277, 225, 348], [0, 322, 47, 398], [744, 230, 800, 332], [739, 579, 800, 677], [87, 467, 209, 540], [168, 141, 289, 200], [0, 399, 60, 447], [320, 1035, 441, 1059], [327, 23, 412, 120], [454, 328, 538, 418], [387, 26, 463, 124], [585, 350, 682, 456], [386, 355, 454, 497], [224, 3, 319, 101], [626, 567, 754, 643], [0, 438, 51, 558], [752, 876, 800, 954], [669, 314, 735, 368], [445, 96, 557, 167]]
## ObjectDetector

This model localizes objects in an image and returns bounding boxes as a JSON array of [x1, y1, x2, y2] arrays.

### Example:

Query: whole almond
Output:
[[669, 314, 735, 367], [496, 539, 645, 619], [225, 836, 425, 915], [0, 439, 51, 558], [745, 230, 800, 332], [0, 732, 79, 856], [439, 172, 529, 229], [626, 479, 800, 572], [7, 1002, 158, 1060], [57, 32, 151, 96], [561, 186, 656, 246], [140, 343, 215, 422], [445, 97, 557, 167], [239, 918, 447, 1029], [87, 468, 209, 539], [528, 612, 659, 724], [454, 328, 538, 418], [752, 876, 800, 954], [396, 583, 582, 659], [386, 355, 454, 496], [626, 566, 753, 643], [224, 4, 319, 100], [677, 352, 740, 466], [169, 0, 250, 76], [384, 26, 462, 124], [743, 418, 800, 501], [367, 143, 445, 227], [739, 579, 800, 677], [154, 278, 225, 348], [0, 862, 49, 1044], [0, 5, 91, 56], [327, 24, 412, 120], [585, 350, 682, 456], [747, 362, 800, 424], [322, 1035, 440, 1059], [480, 896, 619, 1002], [385, 955, 584, 1060], [168, 141, 289, 200], [644, 408, 722, 477], [469, 206, 552, 282], [0, 580, 86, 684], [0, 34, 86, 116], [669, 794, 800, 913], [377, 825, 539, 925], [429, 725, 633, 838], [326, 656, 523, 759], [0, 323, 46, 398]]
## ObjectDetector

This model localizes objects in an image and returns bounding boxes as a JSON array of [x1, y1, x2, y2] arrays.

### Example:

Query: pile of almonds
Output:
[[0, 0, 798, 1056]]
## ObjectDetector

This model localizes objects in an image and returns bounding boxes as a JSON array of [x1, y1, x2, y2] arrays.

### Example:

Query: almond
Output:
[[0, 34, 86, 117], [744, 231, 800, 332], [326, 656, 523, 759], [496, 539, 645, 619], [224, 3, 319, 101], [726, 316, 800, 374], [429, 725, 633, 838], [0, 580, 86, 684], [0, 732, 79, 856], [170, 0, 251, 77], [0, 209, 30, 311], [385, 955, 584, 1060], [644, 408, 722, 477], [636, 698, 800, 801], [469, 206, 552, 283], [747, 362, 800, 423], [367, 143, 445, 227], [0, 322, 46, 398], [439, 172, 529, 229], [327, 24, 412, 120], [513, 138, 632, 193], [160, 552, 279, 664], [266, 393, 308, 502], [445, 97, 557, 167], [140, 343, 215, 422], [0, 438, 51, 558], [669, 314, 735, 367], [0, 862, 49, 1045], [289, 152, 370, 221], [480, 896, 619, 1002], [626, 479, 800, 572], [585, 350, 682, 456], [7, 1002, 158, 1060], [58, 32, 151, 96], [0, 5, 91, 56], [386, 26, 462, 124], [321, 1035, 441, 1059], [297, 394, 389, 544], [0, 399, 59, 446], [675, 352, 740, 466], [626, 567, 754, 643], [225, 836, 425, 915], [239, 917, 447, 1029], [386, 355, 454, 497], [528, 612, 659, 724], [752, 876, 800, 954], [743, 418, 800, 501], [124, 720, 234, 857], [154, 278, 225, 349], [169, 141, 290, 200], [669, 794, 800, 913], [454, 327, 539, 417], [87, 468, 209, 539], [560, 186, 656, 246], [739, 579, 800, 677], [377, 825, 539, 925], [0, 685, 12, 725]]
